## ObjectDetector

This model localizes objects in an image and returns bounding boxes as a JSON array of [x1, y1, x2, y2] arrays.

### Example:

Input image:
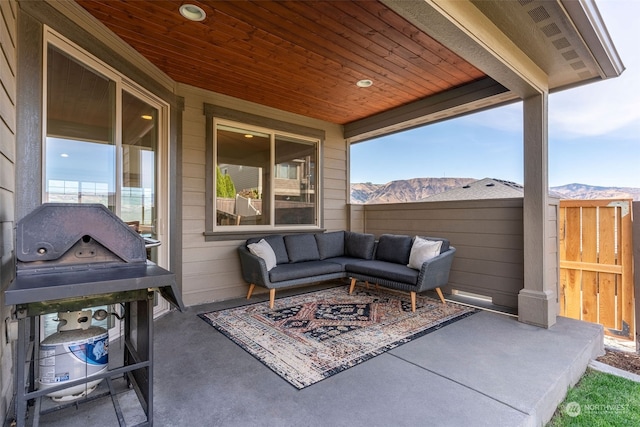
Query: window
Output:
[[204, 106, 323, 235], [215, 121, 318, 227], [44, 36, 167, 259], [43, 28, 173, 321]]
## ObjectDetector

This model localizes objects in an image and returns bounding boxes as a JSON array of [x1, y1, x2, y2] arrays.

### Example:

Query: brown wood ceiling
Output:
[[77, 0, 486, 125]]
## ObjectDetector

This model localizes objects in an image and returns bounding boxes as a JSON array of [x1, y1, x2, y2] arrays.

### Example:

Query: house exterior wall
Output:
[[354, 198, 558, 311], [0, 0, 16, 418], [178, 83, 348, 306]]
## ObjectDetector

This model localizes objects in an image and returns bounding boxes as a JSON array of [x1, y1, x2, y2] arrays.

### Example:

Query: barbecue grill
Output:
[[6, 203, 184, 426]]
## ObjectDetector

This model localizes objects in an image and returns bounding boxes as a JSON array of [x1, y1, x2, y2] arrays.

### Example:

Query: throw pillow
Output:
[[247, 239, 277, 271], [375, 234, 412, 265], [284, 234, 321, 263], [247, 235, 289, 264], [407, 237, 443, 270]]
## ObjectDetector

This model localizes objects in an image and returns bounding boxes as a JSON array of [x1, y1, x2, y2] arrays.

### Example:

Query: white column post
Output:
[[518, 93, 557, 328]]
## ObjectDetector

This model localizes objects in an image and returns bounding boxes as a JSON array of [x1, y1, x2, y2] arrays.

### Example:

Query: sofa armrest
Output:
[[238, 246, 272, 288], [415, 247, 456, 292]]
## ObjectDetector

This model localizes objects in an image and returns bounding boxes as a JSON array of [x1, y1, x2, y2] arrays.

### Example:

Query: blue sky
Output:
[[350, 0, 640, 189]]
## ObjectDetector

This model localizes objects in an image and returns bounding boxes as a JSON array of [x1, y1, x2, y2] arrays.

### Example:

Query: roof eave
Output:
[[560, 0, 625, 79]]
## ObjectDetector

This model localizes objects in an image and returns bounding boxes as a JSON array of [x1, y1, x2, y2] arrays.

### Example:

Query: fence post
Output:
[[633, 202, 640, 353]]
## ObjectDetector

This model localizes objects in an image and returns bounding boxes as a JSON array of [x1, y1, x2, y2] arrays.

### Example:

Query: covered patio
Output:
[[36, 284, 603, 427], [1, 0, 625, 426]]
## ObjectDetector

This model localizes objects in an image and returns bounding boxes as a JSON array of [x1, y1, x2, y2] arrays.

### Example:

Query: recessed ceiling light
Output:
[[244, 134, 254, 138], [179, 4, 206, 22], [60, 153, 69, 158], [141, 114, 153, 120], [356, 79, 373, 88]]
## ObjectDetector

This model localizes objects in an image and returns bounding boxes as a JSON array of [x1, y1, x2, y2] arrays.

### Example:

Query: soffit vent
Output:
[[528, 6, 550, 23], [552, 38, 571, 50], [562, 50, 579, 61], [541, 23, 561, 37], [571, 61, 587, 70]]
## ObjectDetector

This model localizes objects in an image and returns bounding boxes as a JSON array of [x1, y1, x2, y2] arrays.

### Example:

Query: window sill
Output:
[[203, 228, 326, 242]]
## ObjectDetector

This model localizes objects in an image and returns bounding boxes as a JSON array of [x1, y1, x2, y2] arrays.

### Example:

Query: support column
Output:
[[518, 93, 557, 328]]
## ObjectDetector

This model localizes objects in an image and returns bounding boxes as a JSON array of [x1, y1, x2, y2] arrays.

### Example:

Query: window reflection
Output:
[[214, 122, 318, 227]]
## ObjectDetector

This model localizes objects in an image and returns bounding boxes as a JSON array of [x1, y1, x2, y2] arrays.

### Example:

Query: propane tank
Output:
[[38, 310, 109, 402]]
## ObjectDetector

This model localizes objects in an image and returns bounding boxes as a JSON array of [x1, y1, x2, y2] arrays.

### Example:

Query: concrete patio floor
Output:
[[30, 285, 604, 427]]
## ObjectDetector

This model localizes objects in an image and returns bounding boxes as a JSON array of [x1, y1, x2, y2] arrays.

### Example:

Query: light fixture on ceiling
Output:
[[141, 114, 153, 120], [244, 134, 254, 138], [179, 4, 206, 22], [356, 79, 373, 88], [60, 153, 69, 158]]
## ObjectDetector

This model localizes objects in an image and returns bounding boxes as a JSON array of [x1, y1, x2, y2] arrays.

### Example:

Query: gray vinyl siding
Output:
[[0, 0, 16, 418], [354, 198, 558, 311], [178, 83, 347, 306]]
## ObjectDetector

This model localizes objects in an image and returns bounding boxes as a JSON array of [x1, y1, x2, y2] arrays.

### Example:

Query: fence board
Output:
[[564, 207, 582, 319], [559, 206, 567, 316], [599, 207, 617, 330], [621, 203, 634, 339], [582, 208, 598, 322]]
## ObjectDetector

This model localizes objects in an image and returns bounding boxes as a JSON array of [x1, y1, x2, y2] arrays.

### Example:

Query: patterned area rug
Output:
[[199, 285, 477, 389]]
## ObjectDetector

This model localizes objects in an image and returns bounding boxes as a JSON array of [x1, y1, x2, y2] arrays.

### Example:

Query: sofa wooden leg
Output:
[[410, 291, 416, 312], [435, 287, 446, 304], [247, 283, 256, 300], [269, 289, 276, 309], [349, 278, 357, 294]]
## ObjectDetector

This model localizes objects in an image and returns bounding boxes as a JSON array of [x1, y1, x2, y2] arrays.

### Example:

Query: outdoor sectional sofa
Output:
[[237, 231, 456, 311]]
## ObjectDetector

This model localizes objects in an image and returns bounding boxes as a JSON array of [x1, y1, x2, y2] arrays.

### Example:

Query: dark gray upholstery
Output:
[[345, 231, 375, 259], [375, 234, 412, 265], [347, 260, 418, 284], [315, 231, 345, 259], [238, 231, 456, 309], [247, 235, 289, 264], [284, 234, 320, 262], [269, 261, 342, 282], [323, 256, 368, 270]]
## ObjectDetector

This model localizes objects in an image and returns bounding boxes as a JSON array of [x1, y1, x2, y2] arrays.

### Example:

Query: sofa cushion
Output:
[[375, 234, 412, 265], [347, 260, 418, 285], [284, 234, 320, 263], [269, 261, 342, 282], [247, 239, 277, 271], [247, 235, 289, 264], [345, 232, 375, 260], [323, 256, 368, 271], [315, 231, 345, 259], [407, 237, 443, 269]]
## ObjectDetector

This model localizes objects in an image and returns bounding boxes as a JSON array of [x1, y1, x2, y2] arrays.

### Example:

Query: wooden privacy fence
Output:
[[559, 199, 634, 340]]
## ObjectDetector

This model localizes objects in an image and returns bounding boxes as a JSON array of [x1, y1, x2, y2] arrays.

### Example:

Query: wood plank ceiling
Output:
[[77, 0, 486, 125]]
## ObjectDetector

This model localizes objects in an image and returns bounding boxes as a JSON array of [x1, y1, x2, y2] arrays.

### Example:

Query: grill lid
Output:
[[6, 203, 183, 311], [16, 203, 146, 268]]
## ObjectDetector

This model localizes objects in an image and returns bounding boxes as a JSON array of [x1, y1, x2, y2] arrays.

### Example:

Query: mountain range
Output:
[[350, 178, 640, 204]]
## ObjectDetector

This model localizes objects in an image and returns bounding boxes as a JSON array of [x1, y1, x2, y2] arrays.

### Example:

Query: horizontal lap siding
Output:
[[360, 199, 525, 309], [178, 83, 346, 306], [0, 0, 16, 420]]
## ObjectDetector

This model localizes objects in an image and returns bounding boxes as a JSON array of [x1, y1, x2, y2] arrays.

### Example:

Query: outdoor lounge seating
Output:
[[237, 231, 456, 311]]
